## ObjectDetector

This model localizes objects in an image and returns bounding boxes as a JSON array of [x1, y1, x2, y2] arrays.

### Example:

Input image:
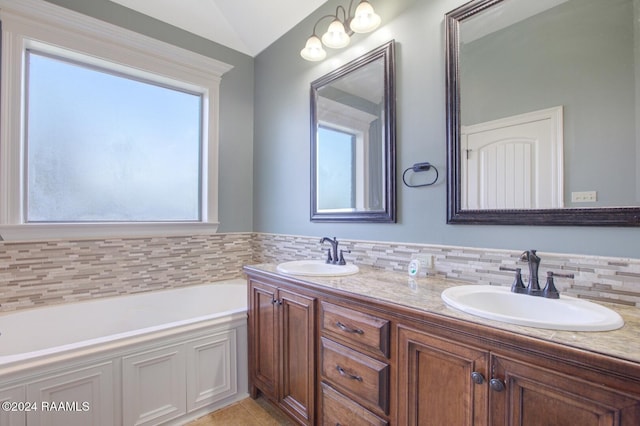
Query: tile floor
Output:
[[187, 397, 295, 426]]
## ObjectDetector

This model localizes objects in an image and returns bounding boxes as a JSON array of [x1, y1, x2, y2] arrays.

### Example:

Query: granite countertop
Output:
[[246, 263, 640, 365]]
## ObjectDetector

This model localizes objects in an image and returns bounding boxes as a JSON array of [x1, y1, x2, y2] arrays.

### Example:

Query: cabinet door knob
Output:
[[489, 378, 505, 392], [336, 321, 364, 334], [471, 371, 485, 384], [336, 365, 363, 382]]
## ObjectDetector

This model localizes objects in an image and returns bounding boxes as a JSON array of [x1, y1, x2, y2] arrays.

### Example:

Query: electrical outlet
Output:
[[571, 191, 597, 203], [411, 254, 434, 270]]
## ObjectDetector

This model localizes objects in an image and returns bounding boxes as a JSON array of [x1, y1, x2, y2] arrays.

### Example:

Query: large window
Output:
[[27, 51, 203, 222], [0, 0, 232, 240]]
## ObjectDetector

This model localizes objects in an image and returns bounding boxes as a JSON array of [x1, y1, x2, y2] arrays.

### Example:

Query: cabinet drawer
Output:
[[321, 302, 390, 358], [322, 383, 388, 426], [321, 337, 389, 414]]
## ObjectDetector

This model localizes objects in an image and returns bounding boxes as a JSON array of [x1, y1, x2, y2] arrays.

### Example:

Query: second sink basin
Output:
[[276, 260, 359, 277], [441, 285, 624, 331]]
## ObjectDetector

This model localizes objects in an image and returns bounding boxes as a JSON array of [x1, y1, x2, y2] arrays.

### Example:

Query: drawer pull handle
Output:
[[336, 321, 364, 335], [336, 365, 363, 382]]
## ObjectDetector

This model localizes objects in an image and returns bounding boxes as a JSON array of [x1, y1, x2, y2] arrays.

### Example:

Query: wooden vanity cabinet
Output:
[[248, 276, 316, 425], [245, 268, 640, 426], [397, 324, 640, 426]]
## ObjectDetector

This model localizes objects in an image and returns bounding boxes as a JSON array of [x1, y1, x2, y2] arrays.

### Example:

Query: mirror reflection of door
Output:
[[461, 106, 564, 209]]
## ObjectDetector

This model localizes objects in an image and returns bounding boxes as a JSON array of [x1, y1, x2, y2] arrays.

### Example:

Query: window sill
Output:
[[0, 222, 219, 242]]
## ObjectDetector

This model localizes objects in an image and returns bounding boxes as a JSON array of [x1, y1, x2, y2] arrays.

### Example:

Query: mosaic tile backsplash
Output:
[[0, 233, 252, 312], [253, 233, 640, 308], [1, 232, 639, 313]]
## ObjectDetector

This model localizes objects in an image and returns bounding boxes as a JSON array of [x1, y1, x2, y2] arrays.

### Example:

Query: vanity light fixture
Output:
[[300, 0, 381, 61]]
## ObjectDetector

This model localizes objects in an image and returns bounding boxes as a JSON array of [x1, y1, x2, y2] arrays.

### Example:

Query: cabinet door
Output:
[[490, 355, 640, 426], [278, 287, 316, 425], [249, 280, 279, 399], [398, 326, 489, 426]]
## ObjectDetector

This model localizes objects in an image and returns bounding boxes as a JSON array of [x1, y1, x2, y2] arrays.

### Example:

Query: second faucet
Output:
[[321, 236, 349, 265], [320, 236, 339, 264]]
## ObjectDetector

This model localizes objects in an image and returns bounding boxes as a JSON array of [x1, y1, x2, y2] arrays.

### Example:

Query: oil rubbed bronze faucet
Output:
[[501, 250, 574, 299], [320, 236, 340, 264], [520, 249, 542, 296]]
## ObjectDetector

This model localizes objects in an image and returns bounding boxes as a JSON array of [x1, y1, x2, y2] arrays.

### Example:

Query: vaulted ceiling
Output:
[[109, 0, 328, 56]]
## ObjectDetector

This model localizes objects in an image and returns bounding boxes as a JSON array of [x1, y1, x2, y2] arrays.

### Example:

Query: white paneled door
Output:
[[461, 106, 564, 210]]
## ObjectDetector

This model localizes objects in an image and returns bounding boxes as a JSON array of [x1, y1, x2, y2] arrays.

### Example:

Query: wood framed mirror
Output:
[[310, 40, 396, 222], [446, 0, 640, 226]]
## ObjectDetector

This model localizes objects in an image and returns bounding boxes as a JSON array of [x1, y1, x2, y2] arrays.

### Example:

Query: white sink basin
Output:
[[276, 260, 359, 277], [441, 285, 624, 331]]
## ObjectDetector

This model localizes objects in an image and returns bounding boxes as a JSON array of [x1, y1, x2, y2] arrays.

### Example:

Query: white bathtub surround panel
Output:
[[252, 233, 640, 307], [0, 232, 252, 313], [0, 280, 248, 426], [0, 385, 25, 426], [26, 362, 114, 426]]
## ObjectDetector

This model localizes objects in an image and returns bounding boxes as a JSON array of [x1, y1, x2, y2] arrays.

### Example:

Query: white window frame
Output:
[[0, 0, 233, 241]]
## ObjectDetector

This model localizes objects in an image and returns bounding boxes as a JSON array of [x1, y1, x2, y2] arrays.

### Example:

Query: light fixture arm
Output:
[[335, 5, 348, 22], [335, 4, 356, 36], [311, 0, 356, 36], [343, 0, 357, 28]]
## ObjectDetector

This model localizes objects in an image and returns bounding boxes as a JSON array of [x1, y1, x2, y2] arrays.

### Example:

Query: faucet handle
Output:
[[500, 266, 526, 294], [542, 271, 574, 299], [550, 271, 575, 279], [542, 271, 560, 299], [338, 249, 351, 265]]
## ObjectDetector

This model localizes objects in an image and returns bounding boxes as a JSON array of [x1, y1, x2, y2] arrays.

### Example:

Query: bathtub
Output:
[[0, 279, 249, 426]]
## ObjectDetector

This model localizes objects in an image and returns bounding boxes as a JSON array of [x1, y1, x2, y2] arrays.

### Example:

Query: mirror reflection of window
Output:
[[311, 41, 395, 222], [317, 126, 356, 211]]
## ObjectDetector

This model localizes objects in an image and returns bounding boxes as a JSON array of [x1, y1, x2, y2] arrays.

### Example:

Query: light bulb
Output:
[[350, 1, 381, 34], [321, 19, 350, 49], [300, 35, 327, 61]]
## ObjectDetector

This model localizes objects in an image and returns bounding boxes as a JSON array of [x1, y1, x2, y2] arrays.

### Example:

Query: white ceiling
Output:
[[109, 0, 328, 57]]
